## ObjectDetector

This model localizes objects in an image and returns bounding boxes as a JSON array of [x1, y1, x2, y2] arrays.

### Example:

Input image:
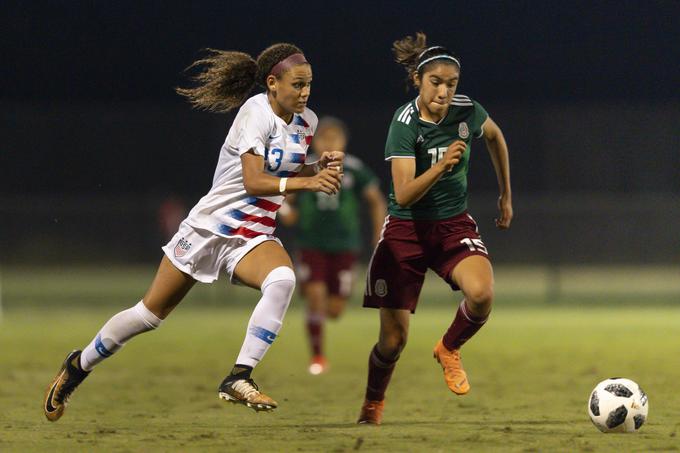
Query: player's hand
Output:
[[318, 151, 344, 174], [437, 140, 465, 172], [495, 193, 513, 229], [309, 167, 342, 195]]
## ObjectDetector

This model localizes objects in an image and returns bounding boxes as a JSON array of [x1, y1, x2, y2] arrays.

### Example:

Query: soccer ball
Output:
[[588, 377, 649, 433]]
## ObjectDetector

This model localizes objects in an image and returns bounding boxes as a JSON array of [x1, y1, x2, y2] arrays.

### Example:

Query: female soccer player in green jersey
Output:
[[279, 117, 386, 375], [358, 32, 513, 425]]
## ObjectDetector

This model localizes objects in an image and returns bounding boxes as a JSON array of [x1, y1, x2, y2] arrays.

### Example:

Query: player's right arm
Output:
[[385, 105, 464, 208], [233, 103, 341, 196], [241, 151, 341, 196], [390, 141, 465, 208]]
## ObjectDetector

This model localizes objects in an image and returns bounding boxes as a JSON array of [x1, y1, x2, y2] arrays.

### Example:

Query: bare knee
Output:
[[326, 297, 347, 320], [464, 282, 494, 314], [378, 327, 408, 360]]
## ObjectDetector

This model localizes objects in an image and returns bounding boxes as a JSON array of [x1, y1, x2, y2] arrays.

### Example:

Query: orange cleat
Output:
[[433, 339, 470, 395], [308, 355, 328, 375], [357, 399, 385, 425]]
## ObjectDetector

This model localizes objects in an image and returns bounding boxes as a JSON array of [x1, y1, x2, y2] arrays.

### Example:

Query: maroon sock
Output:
[[306, 312, 324, 357], [442, 299, 488, 350], [365, 345, 397, 401]]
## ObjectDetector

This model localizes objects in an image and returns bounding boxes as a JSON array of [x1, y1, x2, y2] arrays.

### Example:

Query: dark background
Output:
[[2, 0, 679, 264]]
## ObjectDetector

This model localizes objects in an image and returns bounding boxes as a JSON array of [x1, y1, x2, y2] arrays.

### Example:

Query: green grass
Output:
[[2, 309, 679, 452], [1, 269, 679, 452]]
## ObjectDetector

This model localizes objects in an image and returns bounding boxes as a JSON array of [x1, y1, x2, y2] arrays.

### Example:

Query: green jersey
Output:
[[295, 154, 378, 252], [385, 94, 488, 220]]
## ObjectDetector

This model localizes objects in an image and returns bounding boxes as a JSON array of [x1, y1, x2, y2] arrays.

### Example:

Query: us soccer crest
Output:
[[296, 127, 306, 144], [458, 122, 470, 139], [174, 237, 192, 258]]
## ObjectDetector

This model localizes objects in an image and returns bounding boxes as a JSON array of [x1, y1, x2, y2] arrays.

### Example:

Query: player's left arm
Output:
[[278, 194, 298, 226], [362, 184, 387, 248], [481, 116, 513, 229], [298, 151, 345, 177]]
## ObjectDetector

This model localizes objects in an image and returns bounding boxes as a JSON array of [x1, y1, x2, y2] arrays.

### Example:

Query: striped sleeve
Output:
[[384, 104, 417, 160]]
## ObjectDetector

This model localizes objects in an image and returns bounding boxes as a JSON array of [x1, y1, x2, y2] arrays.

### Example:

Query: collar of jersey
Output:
[[261, 92, 299, 127], [413, 96, 447, 126]]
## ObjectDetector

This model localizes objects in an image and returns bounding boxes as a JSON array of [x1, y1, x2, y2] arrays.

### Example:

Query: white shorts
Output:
[[162, 221, 282, 284]]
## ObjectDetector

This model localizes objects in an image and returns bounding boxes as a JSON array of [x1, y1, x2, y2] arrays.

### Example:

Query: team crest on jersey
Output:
[[174, 237, 192, 258], [458, 122, 470, 139], [296, 128, 306, 143], [375, 279, 388, 297]]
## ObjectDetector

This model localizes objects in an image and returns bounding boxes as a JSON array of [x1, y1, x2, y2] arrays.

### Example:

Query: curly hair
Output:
[[392, 32, 460, 88], [176, 43, 304, 113]]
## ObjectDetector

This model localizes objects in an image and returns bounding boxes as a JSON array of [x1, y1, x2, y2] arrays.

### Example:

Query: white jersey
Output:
[[184, 93, 317, 239]]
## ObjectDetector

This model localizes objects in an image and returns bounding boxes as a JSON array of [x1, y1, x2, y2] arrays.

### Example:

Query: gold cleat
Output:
[[44, 350, 89, 421], [218, 378, 278, 412]]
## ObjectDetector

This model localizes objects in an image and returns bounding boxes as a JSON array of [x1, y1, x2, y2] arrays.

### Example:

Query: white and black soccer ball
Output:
[[588, 378, 649, 433]]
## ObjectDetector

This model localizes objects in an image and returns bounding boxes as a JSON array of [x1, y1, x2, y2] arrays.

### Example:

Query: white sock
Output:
[[80, 301, 162, 371], [235, 266, 296, 368]]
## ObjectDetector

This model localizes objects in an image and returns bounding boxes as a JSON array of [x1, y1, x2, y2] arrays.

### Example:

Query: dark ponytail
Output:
[[176, 49, 257, 113], [392, 31, 429, 77], [392, 32, 460, 89], [177, 43, 304, 113]]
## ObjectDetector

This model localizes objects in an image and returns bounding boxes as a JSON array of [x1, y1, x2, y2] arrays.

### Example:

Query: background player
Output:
[[43, 43, 344, 421], [358, 32, 513, 424], [279, 117, 386, 374]]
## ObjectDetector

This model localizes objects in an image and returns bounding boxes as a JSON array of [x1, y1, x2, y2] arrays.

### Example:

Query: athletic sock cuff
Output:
[[261, 266, 296, 291], [460, 300, 489, 325], [134, 301, 162, 329], [370, 345, 398, 368]]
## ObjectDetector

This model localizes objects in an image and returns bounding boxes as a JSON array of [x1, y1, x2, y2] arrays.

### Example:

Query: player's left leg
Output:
[[326, 265, 355, 319], [434, 255, 494, 395], [303, 281, 329, 374], [218, 240, 296, 412], [326, 295, 348, 319], [358, 307, 410, 425]]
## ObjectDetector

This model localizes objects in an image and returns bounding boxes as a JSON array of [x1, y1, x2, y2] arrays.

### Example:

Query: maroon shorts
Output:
[[363, 212, 490, 313], [297, 249, 358, 297]]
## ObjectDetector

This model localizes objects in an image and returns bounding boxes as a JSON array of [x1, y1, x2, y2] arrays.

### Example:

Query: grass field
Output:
[[1, 267, 679, 452]]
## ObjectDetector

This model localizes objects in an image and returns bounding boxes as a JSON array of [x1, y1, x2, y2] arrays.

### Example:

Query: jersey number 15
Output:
[[427, 147, 458, 171]]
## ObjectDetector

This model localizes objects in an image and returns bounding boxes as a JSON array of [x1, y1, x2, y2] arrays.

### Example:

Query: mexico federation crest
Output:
[[458, 122, 470, 139], [174, 237, 192, 258], [375, 279, 388, 297]]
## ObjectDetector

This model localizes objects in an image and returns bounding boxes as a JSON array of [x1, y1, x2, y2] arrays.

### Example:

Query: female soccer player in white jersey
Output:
[[43, 43, 344, 421]]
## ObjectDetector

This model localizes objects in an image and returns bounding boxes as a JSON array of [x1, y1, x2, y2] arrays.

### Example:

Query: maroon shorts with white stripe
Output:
[[363, 212, 490, 313], [297, 249, 358, 297]]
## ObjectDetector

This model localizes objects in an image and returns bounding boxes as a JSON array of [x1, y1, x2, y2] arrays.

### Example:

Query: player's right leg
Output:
[[358, 216, 426, 424], [303, 281, 329, 375], [358, 308, 410, 425], [44, 256, 195, 421]]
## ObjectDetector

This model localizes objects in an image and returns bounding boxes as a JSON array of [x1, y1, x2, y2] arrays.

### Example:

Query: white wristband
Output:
[[279, 177, 288, 194], [312, 161, 322, 174]]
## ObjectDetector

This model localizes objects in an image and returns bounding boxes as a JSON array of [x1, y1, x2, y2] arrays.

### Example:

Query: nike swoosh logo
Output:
[[45, 371, 64, 413], [265, 334, 277, 342]]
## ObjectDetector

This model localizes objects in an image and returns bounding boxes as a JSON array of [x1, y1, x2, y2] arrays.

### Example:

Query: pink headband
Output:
[[269, 53, 309, 77]]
